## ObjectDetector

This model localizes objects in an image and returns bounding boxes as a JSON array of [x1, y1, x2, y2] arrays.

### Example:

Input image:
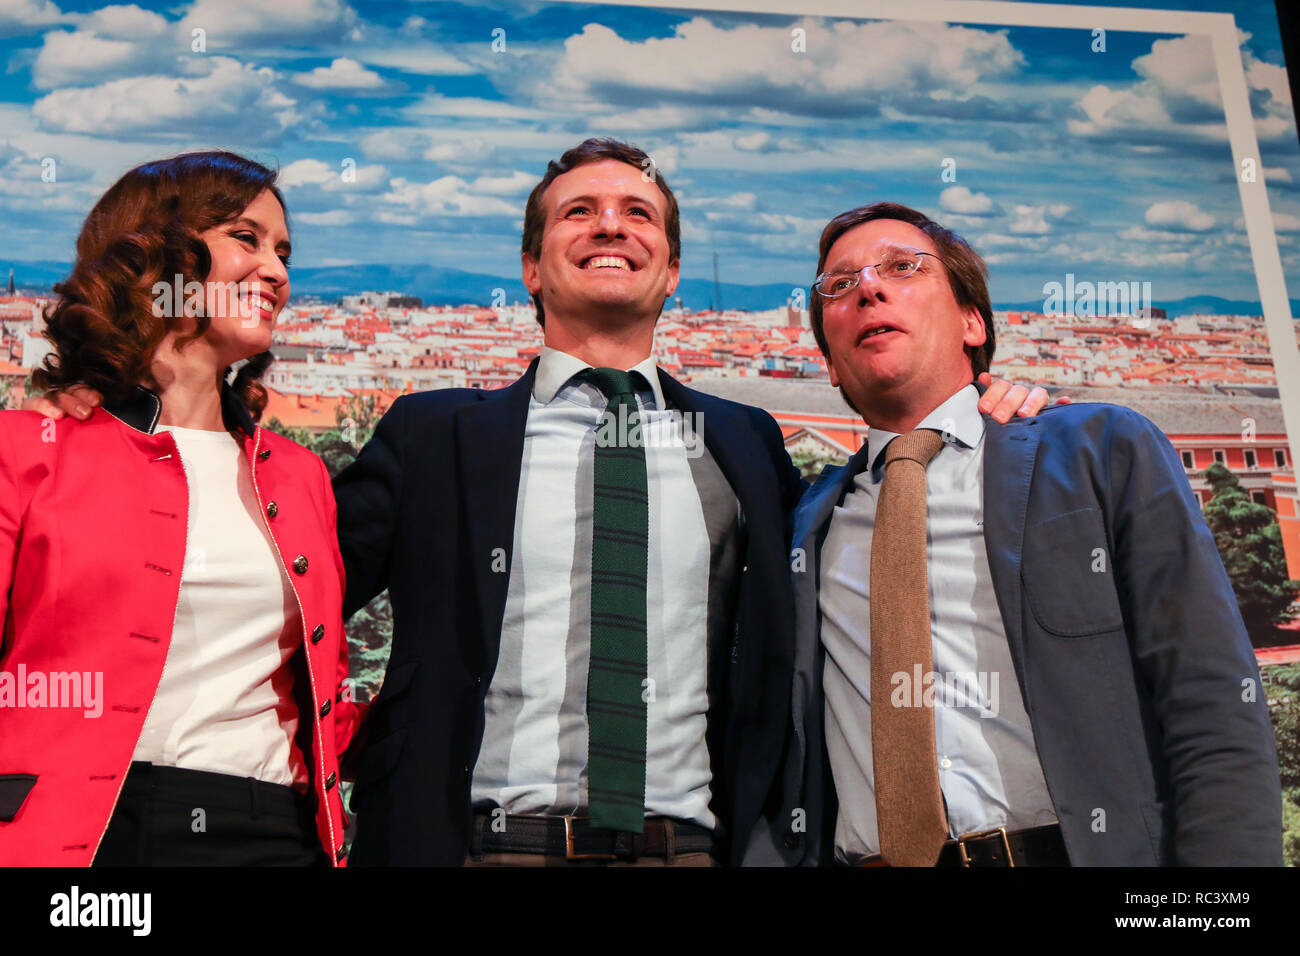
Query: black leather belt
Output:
[[859, 824, 1069, 867], [470, 812, 715, 862]]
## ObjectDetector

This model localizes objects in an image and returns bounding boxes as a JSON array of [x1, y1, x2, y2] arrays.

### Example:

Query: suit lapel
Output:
[[456, 361, 538, 659], [980, 415, 1041, 686], [791, 454, 861, 625], [658, 371, 774, 529], [794, 442, 871, 556]]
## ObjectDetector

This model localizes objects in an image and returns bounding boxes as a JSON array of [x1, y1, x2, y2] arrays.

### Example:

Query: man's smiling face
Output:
[[522, 158, 679, 328]]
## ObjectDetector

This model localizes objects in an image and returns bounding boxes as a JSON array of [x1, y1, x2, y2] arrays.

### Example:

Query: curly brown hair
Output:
[[34, 151, 287, 419]]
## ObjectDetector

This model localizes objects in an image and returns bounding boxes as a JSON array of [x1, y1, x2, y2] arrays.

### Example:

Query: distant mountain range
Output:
[[4, 259, 1297, 318]]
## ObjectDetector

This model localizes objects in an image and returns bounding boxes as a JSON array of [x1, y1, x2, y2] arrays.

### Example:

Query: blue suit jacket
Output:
[[333, 359, 805, 865], [746, 399, 1282, 865]]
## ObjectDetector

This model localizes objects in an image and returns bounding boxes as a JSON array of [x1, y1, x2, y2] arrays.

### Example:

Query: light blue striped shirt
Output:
[[471, 346, 738, 829], [819, 384, 1058, 863]]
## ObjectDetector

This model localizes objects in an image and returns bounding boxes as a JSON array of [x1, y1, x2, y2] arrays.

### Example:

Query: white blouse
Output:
[[132, 424, 308, 788]]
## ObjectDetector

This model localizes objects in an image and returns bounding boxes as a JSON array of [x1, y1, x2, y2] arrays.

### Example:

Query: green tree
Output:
[[262, 416, 313, 448], [1282, 794, 1300, 867], [311, 393, 382, 477], [789, 448, 847, 482], [346, 590, 394, 703], [0, 377, 12, 411], [1268, 663, 1300, 789], [1265, 663, 1300, 866], [262, 393, 384, 479], [1202, 461, 1299, 637]]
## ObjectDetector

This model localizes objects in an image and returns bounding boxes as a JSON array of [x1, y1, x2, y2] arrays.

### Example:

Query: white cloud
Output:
[[179, 0, 356, 46], [470, 171, 534, 196], [350, 44, 478, 76], [1068, 81, 1226, 143], [295, 209, 354, 226], [79, 3, 167, 37], [939, 186, 995, 216], [1144, 200, 1214, 232], [973, 232, 1047, 249], [732, 131, 802, 153], [402, 93, 546, 122], [31, 57, 300, 138], [1246, 56, 1291, 108], [543, 17, 1024, 120], [735, 132, 772, 152], [1008, 203, 1069, 235], [33, 30, 141, 89], [1068, 34, 1295, 146], [680, 192, 757, 211], [31, 7, 170, 89], [280, 157, 387, 191], [360, 129, 431, 161], [1273, 212, 1300, 233], [1132, 35, 1222, 114], [295, 57, 383, 90], [644, 143, 679, 176], [583, 105, 720, 134], [0, 0, 69, 36], [380, 175, 520, 218], [279, 158, 335, 187], [423, 137, 499, 166], [1119, 225, 1202, 244]]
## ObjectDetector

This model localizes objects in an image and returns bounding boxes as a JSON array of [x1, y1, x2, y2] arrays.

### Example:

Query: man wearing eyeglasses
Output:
[[746, 201, 1282, 867]]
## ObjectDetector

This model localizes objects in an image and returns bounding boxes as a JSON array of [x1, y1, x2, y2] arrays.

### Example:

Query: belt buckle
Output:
[[564, 816, 618, 861], [956, 827, 1014, 867]]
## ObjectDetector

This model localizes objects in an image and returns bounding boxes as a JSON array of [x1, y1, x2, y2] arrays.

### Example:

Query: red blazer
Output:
[[0, 385, 364, 866]]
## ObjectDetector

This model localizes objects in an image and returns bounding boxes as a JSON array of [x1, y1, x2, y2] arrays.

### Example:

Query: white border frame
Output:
[[568, 0, 1300, 441]]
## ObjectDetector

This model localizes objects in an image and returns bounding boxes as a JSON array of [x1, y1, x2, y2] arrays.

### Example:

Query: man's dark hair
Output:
[[521, 137, 681, 326], [809, 201, 996, 379]]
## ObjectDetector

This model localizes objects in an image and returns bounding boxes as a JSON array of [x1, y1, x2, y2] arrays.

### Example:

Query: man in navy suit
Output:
[[747, 201, 1282, 866], [330, 138, 809, 865]]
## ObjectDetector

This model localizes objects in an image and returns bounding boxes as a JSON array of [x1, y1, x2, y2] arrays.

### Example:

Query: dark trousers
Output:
[[92, 761, 328, 867]]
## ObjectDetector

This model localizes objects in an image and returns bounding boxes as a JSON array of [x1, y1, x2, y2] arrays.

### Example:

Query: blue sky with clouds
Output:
[[0, 0, 1296, 306]]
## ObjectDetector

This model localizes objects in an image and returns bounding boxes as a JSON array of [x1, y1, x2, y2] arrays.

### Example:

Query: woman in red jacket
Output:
[[0, 151, 362, 866]]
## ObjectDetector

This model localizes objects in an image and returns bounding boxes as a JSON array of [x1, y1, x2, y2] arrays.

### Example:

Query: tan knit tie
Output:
[[870, 428, 948, 866]]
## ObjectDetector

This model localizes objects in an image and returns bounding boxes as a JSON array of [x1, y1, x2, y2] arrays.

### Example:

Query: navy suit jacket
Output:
[[746, 398, 1282, 866], [333, 359, 805, 865]]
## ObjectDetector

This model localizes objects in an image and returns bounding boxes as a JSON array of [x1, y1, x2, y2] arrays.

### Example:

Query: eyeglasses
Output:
[[813, 249, 944, 298]]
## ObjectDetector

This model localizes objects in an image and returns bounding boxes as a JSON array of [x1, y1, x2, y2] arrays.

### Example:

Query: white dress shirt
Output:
[[818, 384, 1057, 863], [471, 346, 739, 829]]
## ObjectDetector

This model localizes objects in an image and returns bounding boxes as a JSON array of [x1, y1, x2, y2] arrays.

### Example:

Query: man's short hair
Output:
[[521, 137, 681, 327], [809, 201, 996, 378]]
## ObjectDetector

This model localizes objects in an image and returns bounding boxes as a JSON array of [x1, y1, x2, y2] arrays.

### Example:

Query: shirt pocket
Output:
[[1021, 507, 1125, 637]]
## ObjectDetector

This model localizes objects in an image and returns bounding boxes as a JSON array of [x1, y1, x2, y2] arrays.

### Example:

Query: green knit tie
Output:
[[583, 367, 649, 833]]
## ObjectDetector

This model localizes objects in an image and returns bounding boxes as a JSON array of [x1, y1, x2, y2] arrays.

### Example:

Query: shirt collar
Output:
[[533, 344, 665, 410], [863, 383, 985, 480], [102, 382, 256, 439]]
